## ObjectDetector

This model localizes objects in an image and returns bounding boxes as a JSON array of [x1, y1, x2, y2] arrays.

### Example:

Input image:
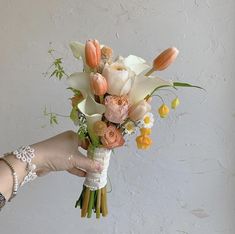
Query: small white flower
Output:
[[140, 112, 154, 128], [123, 121, 136, 135]]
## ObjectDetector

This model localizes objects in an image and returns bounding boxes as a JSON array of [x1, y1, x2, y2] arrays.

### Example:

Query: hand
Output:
[[31, 131, 103, 177]]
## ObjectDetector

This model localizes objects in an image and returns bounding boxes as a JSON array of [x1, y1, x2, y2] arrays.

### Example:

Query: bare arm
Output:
[[0, 131, 102, 201]]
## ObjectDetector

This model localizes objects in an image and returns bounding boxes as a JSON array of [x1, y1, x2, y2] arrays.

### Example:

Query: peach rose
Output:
[[104, 95, 129, 124], [101, 125, 125, 149]]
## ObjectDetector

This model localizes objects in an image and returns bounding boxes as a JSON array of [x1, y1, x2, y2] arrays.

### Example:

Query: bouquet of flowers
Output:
[[45, 39, 201, 218]]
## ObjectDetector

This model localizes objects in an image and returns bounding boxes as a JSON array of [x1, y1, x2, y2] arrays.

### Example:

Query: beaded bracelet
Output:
[[0, 157, 19, 202]]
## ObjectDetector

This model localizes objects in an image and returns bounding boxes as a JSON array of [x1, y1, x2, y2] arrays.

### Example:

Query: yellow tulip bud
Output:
[[171, 97, 180, 109], [140, 128, 151, 135], [158, 104, 170, 118], [136, 134, 152, 149]]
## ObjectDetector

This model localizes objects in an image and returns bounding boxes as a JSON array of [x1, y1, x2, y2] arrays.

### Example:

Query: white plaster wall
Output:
[[0, 0, 234, 233]]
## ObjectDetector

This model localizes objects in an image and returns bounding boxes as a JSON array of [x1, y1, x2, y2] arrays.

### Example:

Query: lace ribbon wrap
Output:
[[83, 148, 111, 191]]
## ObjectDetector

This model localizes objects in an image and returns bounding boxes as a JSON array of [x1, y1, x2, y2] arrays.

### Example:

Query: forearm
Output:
[[0, 154, 27, 200]]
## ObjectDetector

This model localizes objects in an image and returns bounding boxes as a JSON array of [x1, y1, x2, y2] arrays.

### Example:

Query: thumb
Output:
[[72, 152, 103, 173]]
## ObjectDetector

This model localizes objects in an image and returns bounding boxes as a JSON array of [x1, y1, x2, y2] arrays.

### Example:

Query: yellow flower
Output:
[[124, 121, 136, 135], [140, 128, 151, 135], [158, 104, 170, 118], [136, 134, 152, 149], [171, 97, 180, 109]]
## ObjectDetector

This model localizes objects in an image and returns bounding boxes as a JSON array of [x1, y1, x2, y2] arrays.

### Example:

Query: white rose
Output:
[[102, 62, 133, 96]]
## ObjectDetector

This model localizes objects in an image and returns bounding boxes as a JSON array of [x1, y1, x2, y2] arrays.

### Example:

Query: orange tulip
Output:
[[85, 39, 101, 69], [145, 47, 179, 76], [90, 73, 108, 96]]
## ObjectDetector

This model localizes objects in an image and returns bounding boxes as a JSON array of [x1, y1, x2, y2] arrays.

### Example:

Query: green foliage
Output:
[[173, 82, 204, 90], [67, 87, 81, 96], [43, 107, 59, 126], [70, 107, 79, 124], [49, 58, 67, 80], [76, 113, 88, 141], [44, 46, 68, 80]]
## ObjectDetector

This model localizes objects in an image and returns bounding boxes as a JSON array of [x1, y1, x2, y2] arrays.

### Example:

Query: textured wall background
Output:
[[0, 0, 234, 233]]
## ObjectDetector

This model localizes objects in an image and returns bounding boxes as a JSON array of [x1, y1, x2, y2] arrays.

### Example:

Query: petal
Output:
[[69, 41, 91, 72], [123, 55, 150, 75], [77, 95, 106, 128], [70, 41, 85, 59], [128, 74, 173, 104], [67, 72, 90, 97]]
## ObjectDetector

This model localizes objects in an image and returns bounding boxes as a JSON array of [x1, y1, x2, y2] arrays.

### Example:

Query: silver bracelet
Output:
[[0, 157, 19, 202], [13, 146, 37, 186]]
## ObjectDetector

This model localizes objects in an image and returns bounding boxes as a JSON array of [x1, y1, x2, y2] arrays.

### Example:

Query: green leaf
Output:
[[173, 82, 204, 90], [70, 107, 79, 124], [67, 87, 81, 96], [49, 70, 57, 78]]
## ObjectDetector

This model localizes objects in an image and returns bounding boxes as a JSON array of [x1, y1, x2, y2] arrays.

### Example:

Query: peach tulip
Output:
[[85, 39, 101, 69], [128, 100, 151, 121], [90, 73, 107, 96], [145, 47, 179, 76]]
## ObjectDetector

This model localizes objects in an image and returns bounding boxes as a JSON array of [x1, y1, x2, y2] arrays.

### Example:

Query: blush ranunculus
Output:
[[101, 125, 125, 149], [104, 95, 129, 124]]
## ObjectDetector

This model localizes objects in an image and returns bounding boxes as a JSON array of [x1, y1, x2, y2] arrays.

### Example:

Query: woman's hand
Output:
[[31, 131, 103, 177]]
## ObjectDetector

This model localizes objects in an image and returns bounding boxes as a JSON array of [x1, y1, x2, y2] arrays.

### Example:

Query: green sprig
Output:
[[44, 46, 69, 80]]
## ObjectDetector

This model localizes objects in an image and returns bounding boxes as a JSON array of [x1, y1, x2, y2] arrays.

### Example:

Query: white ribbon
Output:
[[83, 148, 111, 191]]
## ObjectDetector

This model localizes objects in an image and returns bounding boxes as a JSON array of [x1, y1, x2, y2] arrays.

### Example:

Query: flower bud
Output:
[[158, 104, 170, 118], [85, 39, 101, 69], [171, 97, 180, 109], [129, 100, 151, 121], [90, 73, 107, 96], [93, 120, 107, 136], [136, 134, 152, 149], [140, 128, 151, 135], [101, 46, 113, 59], [153, 47, 179, 71]]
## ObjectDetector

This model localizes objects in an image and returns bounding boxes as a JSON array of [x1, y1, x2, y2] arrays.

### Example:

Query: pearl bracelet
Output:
[[0, 157, 19, 202]]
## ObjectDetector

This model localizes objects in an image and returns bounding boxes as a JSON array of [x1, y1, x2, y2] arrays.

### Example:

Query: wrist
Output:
[[30, 143, 48, 173], [0, 154, 27, 200]]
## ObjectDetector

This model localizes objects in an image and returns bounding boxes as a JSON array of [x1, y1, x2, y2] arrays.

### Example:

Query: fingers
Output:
[[80, 139, 89, 150], [67, 167, 86, 177], [72, 153, 103, 173], [36, 168, 51, 177]]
